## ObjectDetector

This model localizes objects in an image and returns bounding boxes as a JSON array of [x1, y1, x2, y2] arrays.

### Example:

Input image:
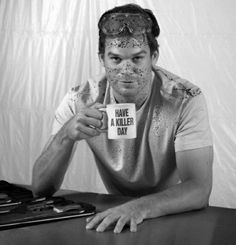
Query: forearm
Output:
[[32, 129, 75, 197], [130, 180, 211, 220]]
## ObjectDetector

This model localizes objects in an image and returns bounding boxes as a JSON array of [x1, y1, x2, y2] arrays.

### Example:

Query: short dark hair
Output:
[[98, 4, 160, 55]]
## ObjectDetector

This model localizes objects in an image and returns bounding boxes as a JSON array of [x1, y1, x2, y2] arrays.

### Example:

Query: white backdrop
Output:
[[0, 0, 235, 208]]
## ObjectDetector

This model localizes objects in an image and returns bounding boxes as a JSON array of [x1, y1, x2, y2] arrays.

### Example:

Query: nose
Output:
[[120, 61, 134, 75]]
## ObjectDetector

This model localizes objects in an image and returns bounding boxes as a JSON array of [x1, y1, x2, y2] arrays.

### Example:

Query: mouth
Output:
[[119, 81, 136, 87], [119, 81, 137, 89], [120, 80, 136, 83]]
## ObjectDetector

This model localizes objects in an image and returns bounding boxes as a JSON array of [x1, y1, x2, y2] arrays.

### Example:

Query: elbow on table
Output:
[[195, 182, 212, 209], [32, 178, 57, 197]]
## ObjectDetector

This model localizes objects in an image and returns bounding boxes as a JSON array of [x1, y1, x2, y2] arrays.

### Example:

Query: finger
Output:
[[92, 103, 106, 110], [85, 108, 103, 120], [96, 128, 107, 133], [89, 104, 108, 129], [77, 115, 102, 128], [76, 123, 100, 137], [86, 212, 107, 230], [100, 110, 108, 130], [130, 218, 137, 232], [114, 216, 129, 234], [96, 215, 118, 232], [86, 216, 94, 223]]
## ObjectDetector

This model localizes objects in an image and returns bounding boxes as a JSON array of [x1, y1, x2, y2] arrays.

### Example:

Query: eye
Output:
[[110, 56, 121, 64], [132, 56, 144, 63]]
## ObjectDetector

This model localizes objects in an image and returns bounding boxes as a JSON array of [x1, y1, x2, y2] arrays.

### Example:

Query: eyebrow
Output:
[[107, 50, 147, 57]]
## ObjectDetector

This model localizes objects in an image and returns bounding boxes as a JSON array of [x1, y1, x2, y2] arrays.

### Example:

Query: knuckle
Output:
[[76, 114, 83, 123], [75, 122, 82, 131], [101, 219, 110, 227], [89, 215, 101, 225], [91, 129, 99, 136], [96, 211, 106, 220], [92, 216, 100, 223], [98, 113, 103, 120], [96, 119, 103, 128], [133, 215, 143, 225], [92, 109, 103, 119]]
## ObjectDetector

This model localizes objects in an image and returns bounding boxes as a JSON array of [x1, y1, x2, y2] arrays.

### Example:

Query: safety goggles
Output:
[[99, 13, 152, 35]]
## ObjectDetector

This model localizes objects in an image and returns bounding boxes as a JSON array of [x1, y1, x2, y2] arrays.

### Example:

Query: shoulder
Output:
[[64, 73, 108, 108], [153, 66, 202, 100]]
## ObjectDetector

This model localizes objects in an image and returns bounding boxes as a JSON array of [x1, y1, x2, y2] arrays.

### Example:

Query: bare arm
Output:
[[32, 105, 105, 197], [32, 131, 75, 197], [141, 145, 213, 218], [86, 146, 213, 233]]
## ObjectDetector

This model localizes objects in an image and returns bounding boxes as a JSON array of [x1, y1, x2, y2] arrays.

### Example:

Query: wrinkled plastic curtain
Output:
[[0, 0, 235, 208]]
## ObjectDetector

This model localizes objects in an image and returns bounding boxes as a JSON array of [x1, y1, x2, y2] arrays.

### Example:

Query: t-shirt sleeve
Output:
[[51, 92, 76, 135], [174, 93, 213, 152]]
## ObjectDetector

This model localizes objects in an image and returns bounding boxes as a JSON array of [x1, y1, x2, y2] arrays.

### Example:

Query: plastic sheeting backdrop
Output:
[[0, 0, 235, 208]]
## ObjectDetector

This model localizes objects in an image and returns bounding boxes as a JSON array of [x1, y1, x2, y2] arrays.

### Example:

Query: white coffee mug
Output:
[[105, 103, 136, 139]]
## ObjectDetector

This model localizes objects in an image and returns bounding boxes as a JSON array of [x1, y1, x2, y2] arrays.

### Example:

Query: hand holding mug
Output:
[[63, 103, 106, 141]]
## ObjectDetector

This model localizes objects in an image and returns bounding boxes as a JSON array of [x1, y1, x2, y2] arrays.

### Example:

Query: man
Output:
[[32, 4, 213, 233]]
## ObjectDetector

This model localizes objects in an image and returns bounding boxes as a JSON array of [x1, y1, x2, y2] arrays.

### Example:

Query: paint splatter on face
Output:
[[101, 35, 157, 106], [105, 35, 148, 49]]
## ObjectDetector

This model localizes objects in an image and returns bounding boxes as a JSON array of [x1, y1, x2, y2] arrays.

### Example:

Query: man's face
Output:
[[100, 35, 158, 99]]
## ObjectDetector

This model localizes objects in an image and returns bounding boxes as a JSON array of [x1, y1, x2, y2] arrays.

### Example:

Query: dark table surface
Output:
[[0, 191, 236, 245]]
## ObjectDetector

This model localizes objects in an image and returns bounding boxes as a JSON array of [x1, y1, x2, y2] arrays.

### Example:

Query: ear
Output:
[[151, 51, 159, 66], [99, 53, 105, 67]]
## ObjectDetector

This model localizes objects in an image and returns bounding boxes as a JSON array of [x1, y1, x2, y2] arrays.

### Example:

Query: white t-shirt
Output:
[[52, 66, 213, 196]]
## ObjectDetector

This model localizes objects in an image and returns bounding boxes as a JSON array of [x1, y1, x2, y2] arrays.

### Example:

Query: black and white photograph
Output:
[[0, 0, 235, 244]]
